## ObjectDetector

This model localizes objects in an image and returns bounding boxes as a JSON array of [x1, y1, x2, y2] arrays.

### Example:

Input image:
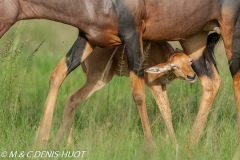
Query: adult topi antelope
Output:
[[53, 41, 197, 147], [1, 0, 240, 147]]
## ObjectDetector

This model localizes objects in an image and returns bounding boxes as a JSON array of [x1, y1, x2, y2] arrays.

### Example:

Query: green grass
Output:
[[0, 20, 239, 160]]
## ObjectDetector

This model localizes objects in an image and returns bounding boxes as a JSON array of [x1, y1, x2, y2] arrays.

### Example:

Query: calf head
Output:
[[145, 52, 197, 83]]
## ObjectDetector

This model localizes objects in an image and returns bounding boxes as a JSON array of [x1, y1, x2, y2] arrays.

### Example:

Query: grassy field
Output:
[[0, 20, 239, 160]]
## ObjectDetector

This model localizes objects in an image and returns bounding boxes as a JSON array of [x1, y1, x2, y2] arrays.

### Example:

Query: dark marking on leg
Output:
[[192, 33, 221, 78], [192, 55, 212, 77], [112, 0, 144, 77], [229, 28, 240, 77], [124, 32, 144, 77], [206, 32, 221, 71], [111, 1, 153, 145], [66, 33, 88, 75]]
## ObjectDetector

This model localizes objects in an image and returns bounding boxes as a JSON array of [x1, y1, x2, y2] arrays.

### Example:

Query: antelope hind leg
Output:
[[180, 32, 221, 147], [36, 33, 94, 146]]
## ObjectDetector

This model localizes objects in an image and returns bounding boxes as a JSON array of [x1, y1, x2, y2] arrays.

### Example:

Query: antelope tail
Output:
[[204, 32, 222, 72]]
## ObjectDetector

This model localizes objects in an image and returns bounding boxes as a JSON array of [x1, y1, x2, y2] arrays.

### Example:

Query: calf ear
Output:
[[145, 64, 170, 83], [145, 64, 170, 74], [175, 48, 184, 53]]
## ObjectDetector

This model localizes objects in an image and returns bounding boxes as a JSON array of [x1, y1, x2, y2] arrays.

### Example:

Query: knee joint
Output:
[[133, 91, 145, 106], [65, 95, 79, 117], [215, 76, 222, 89], [202, 77, 221, 94], [232, 73, 240, 88]]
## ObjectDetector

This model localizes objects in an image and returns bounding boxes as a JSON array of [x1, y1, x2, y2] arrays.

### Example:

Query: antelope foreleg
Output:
[[123, 23, 154, 149]]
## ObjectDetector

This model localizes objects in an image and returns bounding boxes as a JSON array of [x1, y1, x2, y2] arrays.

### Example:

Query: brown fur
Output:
[[53, 41, 195, 146], [0, 0, 239, 147]]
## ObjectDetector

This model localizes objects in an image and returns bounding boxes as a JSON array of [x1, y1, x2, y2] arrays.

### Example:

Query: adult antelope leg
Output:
[[219, 11, 240, 136], [36, 33, 94, 146], [180, 32, 221, 147], [54, 65, 114, 147], [147, 82, 177, 145], [123, 25, 153, 144], [66, 122, 74, 148]]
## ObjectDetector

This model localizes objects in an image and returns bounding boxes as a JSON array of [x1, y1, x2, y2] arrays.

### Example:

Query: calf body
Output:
[[54, 41, 196, 146]]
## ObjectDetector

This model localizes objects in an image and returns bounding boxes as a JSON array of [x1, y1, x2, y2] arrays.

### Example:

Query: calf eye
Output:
[[190, 60, 193, 65]]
